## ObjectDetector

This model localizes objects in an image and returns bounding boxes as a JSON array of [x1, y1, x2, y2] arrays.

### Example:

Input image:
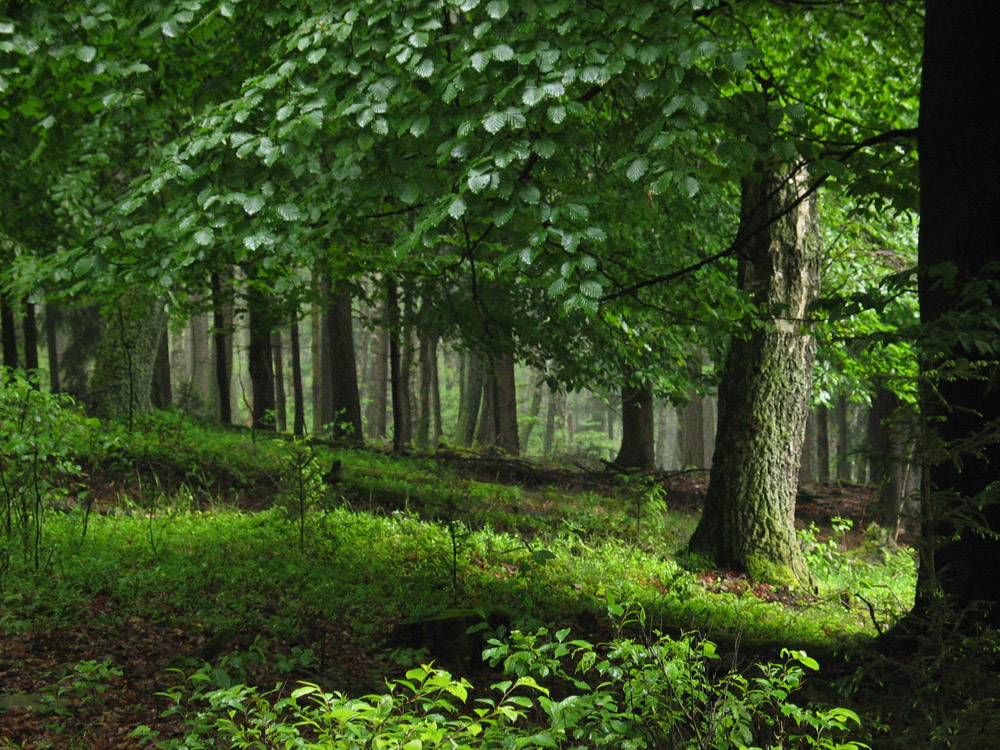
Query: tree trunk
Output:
[[816, 404, 831, 482], [543, 387, 562, 457], [1, 292, 17, 370], [211, 271, 233, 424], [455, 352, 483, 447], [688, 165, 821, 588], [836, 395, 852, 482], [246, 281, 276, 431], [89, 289, 167, 422], [679, 394, 706, 469], [476, 365, 497, 447], [290, 317, 305, 437], [150, 321, 172, 408], [415, 331, 433, 449], [272, 329, 287, 432], [614, 381, 656, 470], [365, 306, 389, 441], [311, 301, 326, 434], [326, 283, 363, 441], [397, 297, 414, 448], [868, 384, 906, 540], [493, 352, 519, 455], [519, 380, 545, 454], [44, 304, 60, 393], [798, 410, 816, 484], [913, 0, 1000, 624], [188, 311, 213, 415], [387, 279, 407, 452], [22, 299, 38, 377], [430, 336, 442, 444]]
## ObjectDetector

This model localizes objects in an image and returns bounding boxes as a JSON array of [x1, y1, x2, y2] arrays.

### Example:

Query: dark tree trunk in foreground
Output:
[[614, 381, 656, 470], [150, 322, 172, 408], [326, 284, 363, 441], [914, 0, 1000, 625], [688, 166, 821, 588], [89, 289, 167, 422], [868, 384, 907, 540], [272, 330, 287, 432]]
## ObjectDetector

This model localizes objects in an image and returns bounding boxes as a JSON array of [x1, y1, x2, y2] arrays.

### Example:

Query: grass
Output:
[[0, 406, 930, 748]]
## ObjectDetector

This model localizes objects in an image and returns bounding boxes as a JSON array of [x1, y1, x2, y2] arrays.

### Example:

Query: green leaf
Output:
[[277, 204, 301, 221], [242, 195, 266, 215], [467, 171, 491, 193], [679, 175, 699, 198], [483, 112, 506, 133], [492, 44, 514, 61], [410, 114, 430, 137], [414, 58, 434, 78], [193, 228, 214, 245], [626, 158, 648, 182], [486, 0, 509, 18], [76, 45, 97, 63], [547, 105, 566, 124], [448, 196, 467, 219]]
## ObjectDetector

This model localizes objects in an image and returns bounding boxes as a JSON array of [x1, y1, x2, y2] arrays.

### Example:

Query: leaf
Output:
[[520, 183, 541, 204], [277, 204, 301, 221], [471, 51, 489, 72], [492, 44, 514, 61], [409, 114, 430, 137], [547, 105, 566, 124], [486, 0, 509, 18], [193, 228, 214, 245], [307, 48, 327, 64], [483, 111, 506, 133], [679, 175, 699, 197], [303, 109, 324, 128], [467, 171, 491, 193], [505, 107, 526, 129], [0, 22, 14, 33], [242, 195, 266, 215], [76, 45, 97, 63], [448, 196, 467, 219], [161, 20, 178, 38], [414, 58, 434, 78], [626, 157, 648, 182]]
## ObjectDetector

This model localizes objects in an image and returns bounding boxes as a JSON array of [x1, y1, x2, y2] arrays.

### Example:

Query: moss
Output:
[[745, 551, 802, 588]]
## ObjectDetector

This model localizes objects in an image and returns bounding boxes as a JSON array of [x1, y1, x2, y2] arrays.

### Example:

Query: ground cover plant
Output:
[[0, 404, 955, 750]]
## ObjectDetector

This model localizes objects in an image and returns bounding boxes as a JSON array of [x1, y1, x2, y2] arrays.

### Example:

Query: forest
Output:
[[2, 0, 999, 747]]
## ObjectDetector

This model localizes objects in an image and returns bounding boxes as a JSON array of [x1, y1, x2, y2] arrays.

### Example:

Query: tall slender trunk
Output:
[[44, 304, 60, 393], [688, 165, 821, 588], [1, 292, 17, 370], [397, 296, 414, 447], [22, 299, 38, 377], [211, 271, 233, 424], [543, 387, 561, 457], [151, 322, 172, 408], [311, 301, 325, 434], [290, 317, 305, 436], [272, 330, 287, 432], [798, 410, 817, 483], [430, 336, 442, 444], [387, 279, 407, 451], [414, 332, 433, 449], [455, 352, 483, 447], [476, 366, 497, 446], [365, 296, 390, 441], [493, 352, 519, 455], [868, 384, 907, 540], [614, 381, 656, 470], [816, 404, 831, 482], [836, 395, 852, 482], [519, 380, 545, 453], [680, 395, 706, 469]]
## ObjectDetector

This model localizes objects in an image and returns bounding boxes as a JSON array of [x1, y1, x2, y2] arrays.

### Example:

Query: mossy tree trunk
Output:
[[89, 289, 167, 421], [688, 166, 821, 588]]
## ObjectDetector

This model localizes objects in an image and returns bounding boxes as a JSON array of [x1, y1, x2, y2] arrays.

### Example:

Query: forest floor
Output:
[[0, 455, 899, 750]]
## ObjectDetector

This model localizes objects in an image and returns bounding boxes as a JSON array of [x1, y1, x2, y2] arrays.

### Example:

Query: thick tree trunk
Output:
[[688, 165, 821, 588], [188, 311, 213, 415], [476, 366, 497, 446], [614, 381, 656, 470], [290, 318, 305, 437], [868, 384, 907, 540], [519, 380, 545, 454], [326, 283, 363, 441], [913, 0, 1000, 624], [89, 289, 167, 422], [311, 301, 325, 434], [680, 395, 706, 469], [798, 410, 816, 483], [493, 352, 519, 455], [44, 304, 60, 393]]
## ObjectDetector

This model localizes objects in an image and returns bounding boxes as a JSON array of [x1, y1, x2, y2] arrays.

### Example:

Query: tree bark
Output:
[[150, 321, 172, 408], [365, 302, 389, 441], [913, 0, 1000, 624], [1, 292, 17, 370], [44, 304, 60, 393], [614, 381, 656, 470], [868, 384, 907, 540], [211, 271, 233, 424], [688, 165, 821, 588], [816, 404, 831, 482], [679, 394, 706, 469], [245, 280, 276, 431], [415, 331, 433, 449], [493, 352, 519, 455], [272, 329, 287, 432], [89, 289, 167, 422], [22, 299, 38, 377], [387, 279, 408, 452], [290, 317, 305, 437], [519, 379, 545, 454], [455, 352, 483, 447], [326, 283, 363, 441], [543, 387, 562, 457], [835, 395, 852, 482]]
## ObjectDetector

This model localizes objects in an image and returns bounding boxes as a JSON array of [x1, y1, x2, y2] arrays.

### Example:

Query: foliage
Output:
[[133, 621, 866, 750]]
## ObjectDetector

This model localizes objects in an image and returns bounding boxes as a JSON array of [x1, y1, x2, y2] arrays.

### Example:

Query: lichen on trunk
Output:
[[688, 165, 821, 589]]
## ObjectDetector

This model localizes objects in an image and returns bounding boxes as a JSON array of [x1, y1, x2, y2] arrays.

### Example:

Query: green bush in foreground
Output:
[[135, 618, 866, 750]]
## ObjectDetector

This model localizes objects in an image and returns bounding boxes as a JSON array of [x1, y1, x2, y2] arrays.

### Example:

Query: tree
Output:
[[688, 166, 821, 587], [914, 0, 1000, 625]]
